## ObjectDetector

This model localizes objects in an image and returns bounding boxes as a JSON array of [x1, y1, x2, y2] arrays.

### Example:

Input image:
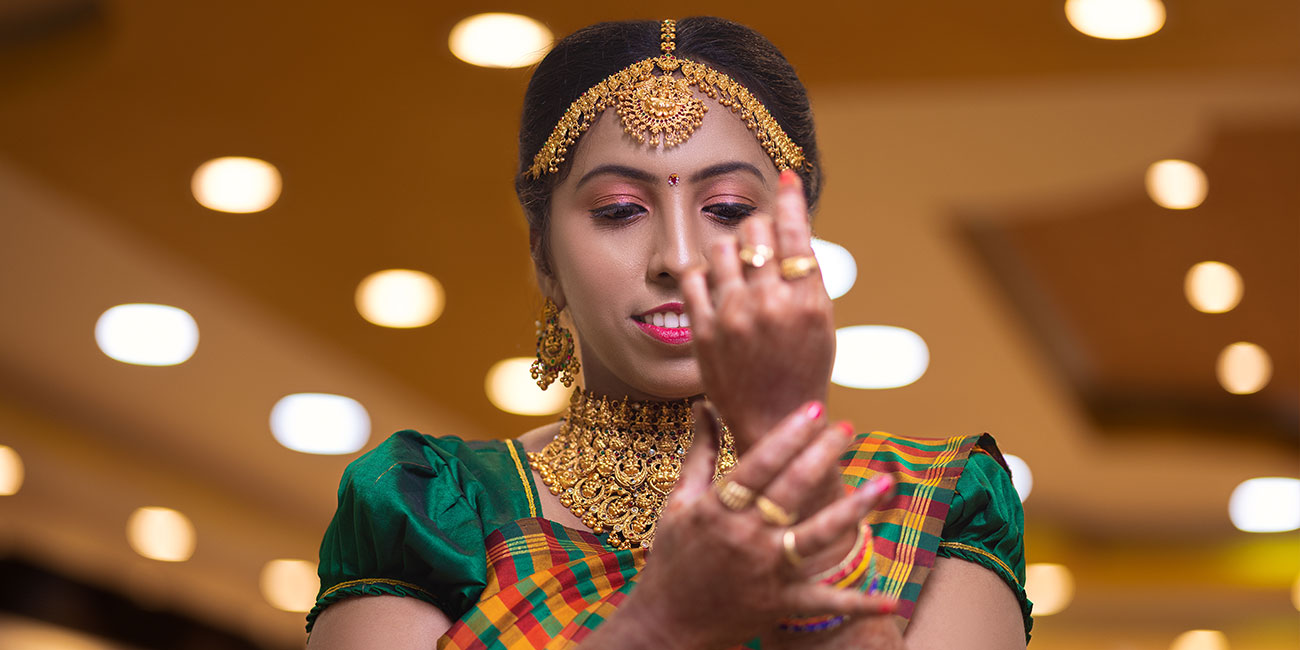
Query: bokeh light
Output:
[[1170, 630, 1228, 650], [831, 326, 929, 389], [810, 238, 857, 300], [449, 13, 553, 68], [1025, 563, 1074, 616], [1184, 261, 1242, 314], [1003, 453, 1033, 503], [191, 156, 282, 213], [1229, 477, 1300, 533], [95, 304, 199, 366], [1215, 342, 1272, 395], [126, 506, 196, 562], [1065, 0, 1166, 40], [270, 393, 371, 455], [485, 357, 572, 416], [356, 269, 445, 328], [260, 558, 320, 612], [1146, 159, 1208, 209], [0, 445, 24, 496]]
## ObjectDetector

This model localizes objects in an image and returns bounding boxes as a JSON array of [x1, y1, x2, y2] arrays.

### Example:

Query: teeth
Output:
[[680, 313, 690, 328], [652, 312, 665, 327], [664, 312, 680, 329]]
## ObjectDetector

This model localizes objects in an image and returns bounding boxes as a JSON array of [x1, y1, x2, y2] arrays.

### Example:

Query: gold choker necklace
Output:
[[528, 388, 736, 550]]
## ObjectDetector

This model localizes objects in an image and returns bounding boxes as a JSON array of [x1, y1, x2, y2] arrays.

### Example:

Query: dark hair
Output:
[[515, 17, 822, 274]]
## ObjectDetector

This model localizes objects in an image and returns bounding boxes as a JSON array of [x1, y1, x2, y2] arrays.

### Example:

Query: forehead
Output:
[[564, 92, 779, 181]]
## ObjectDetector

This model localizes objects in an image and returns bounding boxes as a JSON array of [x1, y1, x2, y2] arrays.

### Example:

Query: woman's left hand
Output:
[[682, 169, 836, 451]]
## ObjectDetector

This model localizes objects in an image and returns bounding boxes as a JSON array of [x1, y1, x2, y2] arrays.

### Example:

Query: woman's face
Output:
[[542, 95, 783, 401]]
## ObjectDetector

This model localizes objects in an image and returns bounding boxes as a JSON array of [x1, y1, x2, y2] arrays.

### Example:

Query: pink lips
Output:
[[634, 302, 692, 345]]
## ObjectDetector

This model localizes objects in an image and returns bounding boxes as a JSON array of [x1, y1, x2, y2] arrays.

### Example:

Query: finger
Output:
[[680, 268, 715, 342], [707, 236, 744, 294], [774, 170, 814, 259], [723, 401, 825, 495], [666, 401, 722, 511], [790, 474, 895, 553], [759, 421, 855, 520], [779, 583, 899, 618], [738, 215, 779, 281]]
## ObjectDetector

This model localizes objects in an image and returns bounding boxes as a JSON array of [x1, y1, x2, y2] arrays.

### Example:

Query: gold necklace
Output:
[[527, 388, 736, 550]]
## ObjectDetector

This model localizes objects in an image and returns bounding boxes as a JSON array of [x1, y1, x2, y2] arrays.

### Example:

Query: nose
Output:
[[646, 204, 703, 286]]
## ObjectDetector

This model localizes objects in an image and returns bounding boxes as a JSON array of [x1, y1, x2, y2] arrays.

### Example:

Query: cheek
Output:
[[549, 218, 642, 311]]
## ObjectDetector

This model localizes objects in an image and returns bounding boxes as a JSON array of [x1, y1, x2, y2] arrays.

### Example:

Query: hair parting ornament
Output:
[[526, 19, 807, 179]]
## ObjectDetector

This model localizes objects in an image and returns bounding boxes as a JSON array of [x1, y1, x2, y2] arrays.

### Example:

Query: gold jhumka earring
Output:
[[531, 299, 580, 390]]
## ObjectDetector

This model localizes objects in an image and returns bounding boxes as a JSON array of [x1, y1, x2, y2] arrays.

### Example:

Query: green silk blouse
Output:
[[306, 430, 1032, 639]]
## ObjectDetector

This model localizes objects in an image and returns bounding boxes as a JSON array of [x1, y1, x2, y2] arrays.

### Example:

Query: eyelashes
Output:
[[587, 202, 757, 224]]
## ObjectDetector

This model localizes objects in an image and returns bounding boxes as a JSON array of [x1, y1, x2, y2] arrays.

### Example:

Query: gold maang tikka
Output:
[[528, 388, 737, 550], [526, 19, 806, 179]]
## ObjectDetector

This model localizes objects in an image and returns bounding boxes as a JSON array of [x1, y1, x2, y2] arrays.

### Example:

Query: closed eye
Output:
[[589, 202, 646, 221], [704, 202, 757, 223]]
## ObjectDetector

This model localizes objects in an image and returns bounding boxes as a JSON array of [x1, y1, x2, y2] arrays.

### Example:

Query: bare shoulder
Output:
[[905, 557, 1027, 650], [516, 421, 561, 454], [307, 595, 452, 649]]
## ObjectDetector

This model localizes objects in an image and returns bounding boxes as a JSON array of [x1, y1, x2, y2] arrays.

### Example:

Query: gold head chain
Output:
[[526, 19, 806, 178]]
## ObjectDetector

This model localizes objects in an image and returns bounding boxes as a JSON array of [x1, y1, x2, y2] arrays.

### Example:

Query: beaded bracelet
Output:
[[777, 614, 846, 633]]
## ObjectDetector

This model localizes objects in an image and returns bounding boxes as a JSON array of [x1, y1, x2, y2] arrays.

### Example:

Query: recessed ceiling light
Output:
[[1229, 477, 1300, 533], [1003, 453, 1033, 503], [1146, 159, 1207, 210], [0, 445, 24, 496], [1185, 261, 1242, 314], [449, 13, 553, 69], [192, 156, 282, 213], [1065, 0, 1166, 40], [260, 558, 319, 612], [831, 326, 929, 389], [810, 238, 857, 300], [270, 393, 370, 455], [1216, 342, 1271, 395], [1025, 563, 1074, 616], [485, 357, 572, 416], [95, 303, 199, 366], [1169, 630, 1229, 650], [356, 269, 445, 328], [126, 506, 196, 562]]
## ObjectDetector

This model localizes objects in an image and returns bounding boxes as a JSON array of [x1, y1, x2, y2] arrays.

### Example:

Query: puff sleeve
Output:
[[937, 451, 1035, 641], [305, 431, 525, 632]]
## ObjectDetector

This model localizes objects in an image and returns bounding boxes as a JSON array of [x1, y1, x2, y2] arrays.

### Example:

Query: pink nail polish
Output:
[[837, 421, 855, 437], [805, 401, 824, 420]]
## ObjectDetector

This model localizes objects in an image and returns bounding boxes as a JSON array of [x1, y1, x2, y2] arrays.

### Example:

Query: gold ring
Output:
[[755, 495, 796, 526], [738, 244, 774, 269], [779, 255, 820, 281], [715, 479, 756, 511], [782, 528, 804, 567]]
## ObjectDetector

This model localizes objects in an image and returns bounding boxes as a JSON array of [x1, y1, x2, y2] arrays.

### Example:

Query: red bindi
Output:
[[667, 173, 680, 186]]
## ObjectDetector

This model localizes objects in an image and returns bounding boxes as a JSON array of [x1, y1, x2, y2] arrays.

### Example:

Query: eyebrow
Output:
[[690, 161, 768, 187], [576, 164, 657, 188]]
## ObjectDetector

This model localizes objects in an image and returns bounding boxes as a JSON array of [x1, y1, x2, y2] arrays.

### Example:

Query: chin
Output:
[[628, 359, 704, 401]]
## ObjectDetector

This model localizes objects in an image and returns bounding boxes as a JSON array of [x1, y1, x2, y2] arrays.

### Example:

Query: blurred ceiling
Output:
[[0, 1, 1297, 648]]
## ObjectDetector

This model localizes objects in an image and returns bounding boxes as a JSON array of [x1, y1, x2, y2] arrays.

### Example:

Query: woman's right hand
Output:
[[617, 400, 897, 650]]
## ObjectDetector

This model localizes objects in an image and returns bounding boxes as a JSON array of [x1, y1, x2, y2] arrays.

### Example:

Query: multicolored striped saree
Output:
[[437, 431, 1000, 649]]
